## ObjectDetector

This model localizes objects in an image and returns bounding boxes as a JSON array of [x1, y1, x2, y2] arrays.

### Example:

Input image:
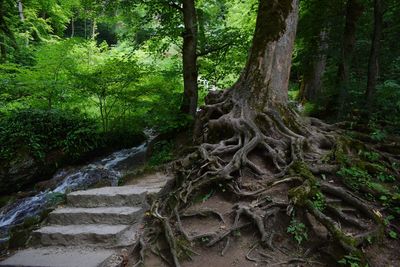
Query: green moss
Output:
[[289, 161, 315, 181], [289, 161, 323, 206]]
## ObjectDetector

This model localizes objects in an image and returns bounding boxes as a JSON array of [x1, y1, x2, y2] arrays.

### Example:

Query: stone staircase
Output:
[[0, 176, 170, 267]]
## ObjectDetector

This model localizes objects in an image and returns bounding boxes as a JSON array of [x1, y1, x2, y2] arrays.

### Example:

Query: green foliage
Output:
[[149, 140, 174, 166], [46, 192, 66, 207], [0, 109, 99, 162], [388, 230, 398, 239], [372, 80, 400, 133], [370, 128, 387, 142], [337, 166, 371, 191], [377, 172, 396, 183], [302, 102, 316, 116], [287, 218, 308, 245], [338, 253, 363, 267], [359, 151, 380, 162], [312, 191, 326, 211]]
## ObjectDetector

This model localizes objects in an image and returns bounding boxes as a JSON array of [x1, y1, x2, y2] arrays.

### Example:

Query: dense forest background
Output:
[[0, 0, 399, 213]]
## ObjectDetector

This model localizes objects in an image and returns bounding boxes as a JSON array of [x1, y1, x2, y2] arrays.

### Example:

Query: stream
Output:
[[0, 133, 154, 242]]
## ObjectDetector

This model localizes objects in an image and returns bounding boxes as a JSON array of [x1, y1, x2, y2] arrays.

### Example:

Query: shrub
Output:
[[0, 109, 100, 162]]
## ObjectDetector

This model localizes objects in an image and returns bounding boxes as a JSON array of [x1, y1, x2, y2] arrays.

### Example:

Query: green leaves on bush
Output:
[[287, 218, 308, 245], [0, 109, 100, 162], [149, 140, 174, 166], [337, 166, 371, 191]]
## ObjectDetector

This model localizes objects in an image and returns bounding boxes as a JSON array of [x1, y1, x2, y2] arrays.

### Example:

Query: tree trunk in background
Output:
[[71, 17, 75, 38], [336, 0, 363, 118], [91, 19, 97, 40], [234, 0, 299, 109], [17, 0, 25, 21], [180, 0, 199, 117], [299, 29, 329, 103], [365, 0, 383, 108]]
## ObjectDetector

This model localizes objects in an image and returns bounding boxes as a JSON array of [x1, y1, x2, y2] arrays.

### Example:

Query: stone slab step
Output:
[[66, 185, 158, 208], [32, 224, 130, 246], [48, 206, 144, 225], [0, 247, 116, 267]]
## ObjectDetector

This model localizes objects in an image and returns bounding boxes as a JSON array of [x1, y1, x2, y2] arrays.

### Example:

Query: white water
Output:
[[0, 140, 151, 239]]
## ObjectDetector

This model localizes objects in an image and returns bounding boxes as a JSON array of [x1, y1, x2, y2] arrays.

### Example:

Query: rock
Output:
[[0, 152, 38, 195], [8, 215, 41, 250]]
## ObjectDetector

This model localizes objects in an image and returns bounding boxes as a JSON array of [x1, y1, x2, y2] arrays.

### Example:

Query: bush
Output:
[[149, 140, 175, 166], [0, 109, 100, 162]]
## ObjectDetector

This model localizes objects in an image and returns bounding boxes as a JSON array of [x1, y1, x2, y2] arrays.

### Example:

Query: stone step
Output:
[[0, 247, 117, 267], [66, 185, 157, 208], [48, 206, 144, 225], [32, 224, 132, 246]]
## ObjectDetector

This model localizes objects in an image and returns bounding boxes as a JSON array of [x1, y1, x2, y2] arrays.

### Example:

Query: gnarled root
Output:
[[139, 89, 390, 266]]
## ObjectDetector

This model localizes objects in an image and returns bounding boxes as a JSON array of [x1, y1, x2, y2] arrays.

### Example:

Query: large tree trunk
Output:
[[336, 0, 364, 118], [365, 0, 383, 107], [232, 0, 299, 109], [180, 0, 199, 117], [144, 1, 391, 266], [299, 29, 329, 103]]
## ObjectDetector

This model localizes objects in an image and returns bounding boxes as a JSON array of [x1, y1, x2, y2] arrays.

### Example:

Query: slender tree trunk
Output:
[[235, 0, 299, 109], [336, 0, 364, 118], [365, 0, 383, 107], [17, 0, 25, 21], [299, 29, 329, 103], [180, 0, 199, 117], [91, 19, 97, 40], [71, 17, 75, 38]]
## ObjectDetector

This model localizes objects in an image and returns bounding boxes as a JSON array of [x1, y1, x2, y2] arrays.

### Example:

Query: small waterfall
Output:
[[0, 134, 154, 240]]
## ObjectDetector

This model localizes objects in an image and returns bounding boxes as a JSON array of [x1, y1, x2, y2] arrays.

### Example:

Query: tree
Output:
[[336, 0, 364, 118], [296, 0, 338, 104], [144, 1, 388, 266], [121, 0, 249, 118], [365, 0, 383, 108], [70, 41, 140, 132], [180, 0, 199, 117]]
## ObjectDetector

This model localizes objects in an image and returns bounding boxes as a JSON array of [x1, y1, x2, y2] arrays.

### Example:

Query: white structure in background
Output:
[[198, 77, 219, 92]]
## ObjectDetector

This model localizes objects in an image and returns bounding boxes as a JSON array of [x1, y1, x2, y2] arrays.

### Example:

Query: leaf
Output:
[[389, 230, 398, 239]]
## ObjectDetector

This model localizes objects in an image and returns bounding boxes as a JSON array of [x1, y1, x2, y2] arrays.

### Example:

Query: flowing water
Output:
[[0, 133, 154, 241]]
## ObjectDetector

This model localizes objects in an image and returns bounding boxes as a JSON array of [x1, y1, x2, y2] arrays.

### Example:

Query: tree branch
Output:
[[197, 41, 234, 57]]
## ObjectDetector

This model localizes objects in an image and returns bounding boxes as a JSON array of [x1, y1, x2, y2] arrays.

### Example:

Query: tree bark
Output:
[[91, 19, 97, 40], [180, 0, 199, 117], [336, 0, 364, 118], [234, 0, 299, 109], [299, 29, 329, 103], [365, 0, 383, 107]]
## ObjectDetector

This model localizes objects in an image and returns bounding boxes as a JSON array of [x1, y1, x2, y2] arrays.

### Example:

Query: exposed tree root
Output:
[[134, 88, 399, 266]]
